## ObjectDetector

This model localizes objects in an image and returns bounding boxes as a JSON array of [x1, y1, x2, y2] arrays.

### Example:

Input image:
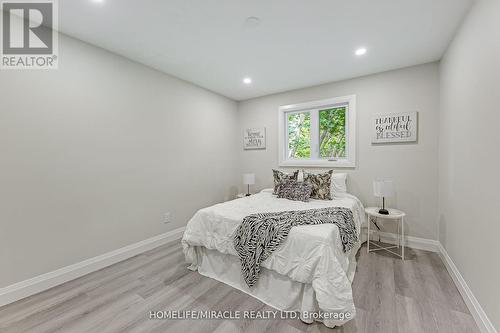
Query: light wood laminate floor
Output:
[[0, 241, 480, 333]]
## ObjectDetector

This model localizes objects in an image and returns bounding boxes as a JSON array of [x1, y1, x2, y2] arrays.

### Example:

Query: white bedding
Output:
[[182, 189, 365, 327]]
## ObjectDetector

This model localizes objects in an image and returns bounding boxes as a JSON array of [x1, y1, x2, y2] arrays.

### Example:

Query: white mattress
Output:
[[182, 189, 365, 327]]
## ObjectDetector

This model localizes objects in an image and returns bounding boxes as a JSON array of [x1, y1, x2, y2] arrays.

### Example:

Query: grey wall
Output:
[[439, 0, 500, 329], [0, 34, 239, 287], [237, 63, 440, 240]]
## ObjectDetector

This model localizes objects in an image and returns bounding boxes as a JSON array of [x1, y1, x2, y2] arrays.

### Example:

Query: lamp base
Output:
[[378, 208, 389, 215]]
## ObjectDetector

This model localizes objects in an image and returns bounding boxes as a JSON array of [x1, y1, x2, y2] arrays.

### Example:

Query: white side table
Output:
[[365, 207, 406, 260]]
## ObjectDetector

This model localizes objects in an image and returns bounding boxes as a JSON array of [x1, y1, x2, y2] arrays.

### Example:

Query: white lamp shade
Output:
[[243, 173, 255, 185], [373, 180, 394, 197]]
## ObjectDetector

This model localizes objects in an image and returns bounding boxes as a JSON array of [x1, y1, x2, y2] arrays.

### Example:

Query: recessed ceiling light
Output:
[[91, 0, 104, 3], [243, 77, 252, 84], [355, 47, 367, 56], [244, 17, 261, 28]]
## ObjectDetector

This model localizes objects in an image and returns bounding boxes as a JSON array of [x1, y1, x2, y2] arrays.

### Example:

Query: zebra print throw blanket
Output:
[[233, 207, 357, 288]]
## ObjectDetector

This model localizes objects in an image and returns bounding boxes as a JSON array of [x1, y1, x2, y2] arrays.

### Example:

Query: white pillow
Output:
[[331, 173, 348, 195]]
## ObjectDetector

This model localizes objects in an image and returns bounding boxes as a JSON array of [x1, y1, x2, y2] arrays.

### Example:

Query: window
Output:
[[278, 95, 356, 167]]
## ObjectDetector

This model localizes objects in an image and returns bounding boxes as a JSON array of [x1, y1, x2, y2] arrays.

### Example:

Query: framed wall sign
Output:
[[372, 112, 418, 144], [244, 127, 266, 150]]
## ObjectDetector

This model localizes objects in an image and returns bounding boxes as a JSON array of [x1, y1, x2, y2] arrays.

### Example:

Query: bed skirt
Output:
[[187, 246, 359, 328]]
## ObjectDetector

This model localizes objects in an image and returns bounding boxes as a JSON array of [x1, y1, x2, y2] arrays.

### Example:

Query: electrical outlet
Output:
[[163, 212, 172, 224]]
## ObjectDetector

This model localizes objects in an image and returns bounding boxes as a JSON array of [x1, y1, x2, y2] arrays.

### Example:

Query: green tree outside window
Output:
[[288, 112, 311, 158], [319, 107, 346, 158]]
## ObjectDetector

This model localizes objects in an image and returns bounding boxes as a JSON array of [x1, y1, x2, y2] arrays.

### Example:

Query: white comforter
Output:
[[182, 189, 365, 323]]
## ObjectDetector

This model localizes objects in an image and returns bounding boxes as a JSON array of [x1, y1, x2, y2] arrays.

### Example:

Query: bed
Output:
[[181, 188, 365, 328]]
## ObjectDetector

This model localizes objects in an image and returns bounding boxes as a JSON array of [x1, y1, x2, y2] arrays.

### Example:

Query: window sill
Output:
[[279, 159, 356, 168]]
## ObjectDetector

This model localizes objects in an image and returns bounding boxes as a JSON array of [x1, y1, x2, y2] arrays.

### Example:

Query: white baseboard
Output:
[[0, 227, 186, 308], [437, 243, 497, 333], [361, 227, 440, 252]]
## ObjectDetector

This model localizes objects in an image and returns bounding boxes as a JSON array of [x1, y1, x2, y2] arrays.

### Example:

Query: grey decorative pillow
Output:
[[272, 169, 299, 194], [277, 180, 312, 202], [303, 170, 333, 200]]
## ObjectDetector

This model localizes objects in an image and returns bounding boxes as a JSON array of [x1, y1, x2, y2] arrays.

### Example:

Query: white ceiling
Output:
[[59, 0, 473, 101]]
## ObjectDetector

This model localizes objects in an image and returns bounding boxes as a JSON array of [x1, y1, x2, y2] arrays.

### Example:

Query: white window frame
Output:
[[278, 95, 356, 168]]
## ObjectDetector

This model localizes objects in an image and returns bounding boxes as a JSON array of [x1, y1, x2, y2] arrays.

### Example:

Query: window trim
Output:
[[278, 95, 356, 168]]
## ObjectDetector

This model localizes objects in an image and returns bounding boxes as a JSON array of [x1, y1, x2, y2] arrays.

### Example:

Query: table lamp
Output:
[[373, 180, 394, 215], [243, 173, 255, 196]]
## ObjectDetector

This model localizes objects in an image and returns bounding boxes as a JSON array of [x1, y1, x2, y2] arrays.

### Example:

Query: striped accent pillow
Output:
[[277, 180, 312, 202]]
